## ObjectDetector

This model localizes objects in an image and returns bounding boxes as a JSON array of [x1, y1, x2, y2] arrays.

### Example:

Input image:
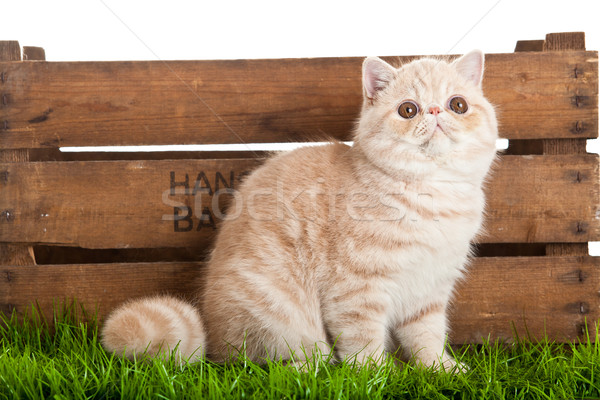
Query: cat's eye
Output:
[[448, 96, 468, 114], [398, 101, 419, 119]]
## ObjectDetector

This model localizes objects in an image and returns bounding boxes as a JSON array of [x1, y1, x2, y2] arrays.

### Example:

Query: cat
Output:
[[101, 50, 498, 371]]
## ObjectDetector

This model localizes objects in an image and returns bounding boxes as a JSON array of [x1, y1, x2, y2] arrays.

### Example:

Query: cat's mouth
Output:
[[419, 122, 456, 154], [433, 121, 457, 142]]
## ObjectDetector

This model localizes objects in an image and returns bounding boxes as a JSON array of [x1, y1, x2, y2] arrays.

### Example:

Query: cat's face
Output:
[[355, 51, 498, 178]]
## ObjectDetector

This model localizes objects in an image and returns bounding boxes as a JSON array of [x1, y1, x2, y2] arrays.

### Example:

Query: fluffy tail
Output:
[[101, 295, 205, 363]]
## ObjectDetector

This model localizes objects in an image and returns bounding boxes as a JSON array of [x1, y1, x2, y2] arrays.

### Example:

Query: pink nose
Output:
[[428, 105, 441, 116]]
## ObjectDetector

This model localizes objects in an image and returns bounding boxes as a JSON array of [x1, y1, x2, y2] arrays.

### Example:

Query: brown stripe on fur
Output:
[[231, 275, 295, 327], [396, 302, 445, 328], [331, 284, 372, 303]]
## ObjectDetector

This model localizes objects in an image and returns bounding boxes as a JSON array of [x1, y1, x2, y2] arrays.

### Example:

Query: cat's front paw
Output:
[[439, 356, 469, 374], [413, 353, 468, 374]]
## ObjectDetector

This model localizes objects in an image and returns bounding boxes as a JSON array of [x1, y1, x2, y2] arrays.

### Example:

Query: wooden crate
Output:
[[1, 32, 598, 344]]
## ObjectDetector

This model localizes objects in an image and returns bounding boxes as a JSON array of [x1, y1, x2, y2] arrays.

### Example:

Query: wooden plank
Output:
[[0, 41, 36, 266], [0, 262, 202, 321], [485, 154, 599, 243], [22, 46, 46, 61], [1, 256, 597, 343], [0, 155, 598, 248], [542, 33, 590, 255], [0, 244, 36, 266], [0, 41, 24, 164], [0, 158, 264, 249], [544, 32, 586, 52], [0, 41, 20, 61], [0, 51, 597, 150], [540, 32, 589, 158], [451, 256, 599, 343], [514, 40, 545, 52]]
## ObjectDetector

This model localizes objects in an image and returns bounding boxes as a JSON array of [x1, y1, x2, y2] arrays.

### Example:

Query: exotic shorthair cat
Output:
[[102, 50, 498, 371]]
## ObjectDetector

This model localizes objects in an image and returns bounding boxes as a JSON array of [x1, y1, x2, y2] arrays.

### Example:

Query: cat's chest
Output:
[[342, 199, 480, 272], [376, 241, 467, 323]]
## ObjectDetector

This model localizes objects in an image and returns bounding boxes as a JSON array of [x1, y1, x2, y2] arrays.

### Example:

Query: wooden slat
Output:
[[1, 256, 597, 343], [0, 244, 36, 266], [451, 256, 599, 343], [541, 32, 589, 256], [514, 40, 545, 52], [0, 41, 20, 61], [0, 41, 36, 266], [22, 46, 46, 61], [0, 155, 598, 248], [0, 262, 202, 320], [544, 32, 586, 52], [485, 154, 599, 243], [0, 51, 597, 149], [511, 32, 592, 255]]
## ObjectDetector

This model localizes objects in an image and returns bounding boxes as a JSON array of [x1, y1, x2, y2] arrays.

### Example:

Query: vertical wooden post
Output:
[[513, 33, 591, 256], [541, 32, 588, 156], [22, 46, 46, 61], [541, 33, 589, 256], [0, 41, 36, 265]]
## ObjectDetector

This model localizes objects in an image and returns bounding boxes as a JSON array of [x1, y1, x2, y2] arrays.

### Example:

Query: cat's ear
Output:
[[453, 50, 485, 87], [362, 57, 396, 100]]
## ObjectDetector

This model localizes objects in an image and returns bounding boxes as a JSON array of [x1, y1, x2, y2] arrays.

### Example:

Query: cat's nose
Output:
[[428, 105, 442, 116]]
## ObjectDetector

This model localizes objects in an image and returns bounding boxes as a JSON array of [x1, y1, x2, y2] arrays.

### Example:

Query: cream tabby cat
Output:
[[102, 50, 498, 370]]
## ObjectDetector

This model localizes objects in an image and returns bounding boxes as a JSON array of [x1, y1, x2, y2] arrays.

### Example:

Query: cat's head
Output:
[[354, 51, 498, 179]]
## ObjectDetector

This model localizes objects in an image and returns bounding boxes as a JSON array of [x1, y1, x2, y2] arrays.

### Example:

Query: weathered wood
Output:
[[540, 33, 590, 256], [540, 32, 589, 156], [545, 243, 589, 256], [506, 138, 588, 155], [544, 32, 586, 52], [0, 262, 202, 320], [451, 256, 599, 343], [0, 42, 24, 164], [0, 51, 597, 150], [22, 46, 45, 61], [0, 42, 26, 163], [0, 41, 35, 266], [0, 244, 36, 265], [0, 155, 598, 249], [1, 256, 596, 343], [514, 40, 545, 52], [0, 41, 20, 61], [0, 149, 30, 162], [0, 158, 262, 249]]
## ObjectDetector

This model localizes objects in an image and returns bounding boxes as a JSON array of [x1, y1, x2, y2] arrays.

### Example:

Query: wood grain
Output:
[[0, 262, 202, 320], [0, 41, 20, 62], [0, 51, 597, 150], [1, 256, 597, 343], [0, 244, 36, 265], [544, 32, 586, 52], [22, 46, 46, 61], [516, 32, 592, 256], [514, 40, 545, 52], [0, 41, 36, 265], [450, 256, 599, 343], [0, 155, 598, 249]]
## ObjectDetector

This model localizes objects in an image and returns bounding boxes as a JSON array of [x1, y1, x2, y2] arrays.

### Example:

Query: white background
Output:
[[2, 0, 599, 62], [2, 0, 600, 254]]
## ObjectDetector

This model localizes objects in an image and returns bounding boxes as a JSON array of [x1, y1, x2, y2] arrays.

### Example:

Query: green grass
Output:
[[1, 305, 599, 400]]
